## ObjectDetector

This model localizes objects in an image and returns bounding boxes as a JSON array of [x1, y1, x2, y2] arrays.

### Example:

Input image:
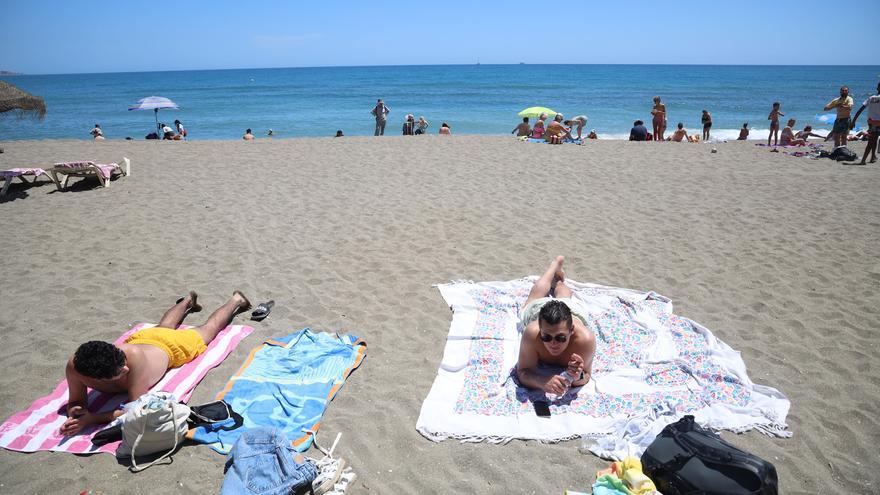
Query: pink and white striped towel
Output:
[[92, 163, 122, 180], [0, 323, 253, 455], [54, 161, 121, 180], [1, 168, 48, 179], [53, 161, 95, 169]]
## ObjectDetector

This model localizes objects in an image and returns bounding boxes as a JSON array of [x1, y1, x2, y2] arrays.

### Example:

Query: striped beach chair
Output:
[[49, 157, 130, 191], [0, 168, 52, 196]]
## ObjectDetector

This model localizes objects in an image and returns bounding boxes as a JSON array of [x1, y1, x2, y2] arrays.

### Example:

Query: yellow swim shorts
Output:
[[125, 327, 207, 369]]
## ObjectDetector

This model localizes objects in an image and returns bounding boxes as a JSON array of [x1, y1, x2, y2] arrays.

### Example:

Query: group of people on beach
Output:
[[370, 99, 452, 136], [517, 83, 877, 161], [90, 120, 187, 141], [511, 113, 594, 143], [628, 97, 710, 142], [84, 84, 878, 160], [764, 83, 880, 164]]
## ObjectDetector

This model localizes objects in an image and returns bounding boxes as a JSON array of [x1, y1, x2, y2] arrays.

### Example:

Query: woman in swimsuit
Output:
[[701, 110, 712, 141], [779, 119, 805, 146], [651, 96, 667, 141]]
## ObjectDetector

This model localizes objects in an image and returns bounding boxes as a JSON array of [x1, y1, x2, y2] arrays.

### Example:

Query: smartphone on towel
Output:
[[534, 401, 551, 418]]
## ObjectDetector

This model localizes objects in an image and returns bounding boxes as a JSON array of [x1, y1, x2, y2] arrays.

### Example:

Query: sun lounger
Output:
[[49, 157, 130, 191], [0, 168, 51, 196]]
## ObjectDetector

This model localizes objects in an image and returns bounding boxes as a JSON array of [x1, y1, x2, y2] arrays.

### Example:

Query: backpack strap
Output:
[[129, 402, 183, 473]]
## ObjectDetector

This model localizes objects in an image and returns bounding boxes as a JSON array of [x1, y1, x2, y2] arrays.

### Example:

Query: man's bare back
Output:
[[66, 344, 169, 398], [60, 291, 250, 436]]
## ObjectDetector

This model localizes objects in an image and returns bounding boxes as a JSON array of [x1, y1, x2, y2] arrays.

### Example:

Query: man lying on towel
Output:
[[517, 256, 596, 396], [59, 291, 251, 436]]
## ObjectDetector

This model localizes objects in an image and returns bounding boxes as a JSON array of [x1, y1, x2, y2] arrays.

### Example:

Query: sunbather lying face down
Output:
[[59, 291, 251, 436], [516, 256, 596, 397]]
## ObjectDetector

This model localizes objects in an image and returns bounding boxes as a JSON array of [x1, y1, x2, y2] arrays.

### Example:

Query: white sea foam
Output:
[[592, 126, 835, 142]]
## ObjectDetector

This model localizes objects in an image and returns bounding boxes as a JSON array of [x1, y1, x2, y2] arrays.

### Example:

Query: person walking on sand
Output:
[[512, 117, 531, 137], [60, 291, 252, 436], [767, 102, 784, 146], [850, 82, 880, 164], [516, 256, 596, 396], [651, 96, 667, 141], [824, 86, 854, 148], [371, 98, 391, 136], [701, 109, 712, 141]]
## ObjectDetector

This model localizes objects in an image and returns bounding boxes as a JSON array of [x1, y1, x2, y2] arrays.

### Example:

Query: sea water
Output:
[[1, 64, 877, 141]]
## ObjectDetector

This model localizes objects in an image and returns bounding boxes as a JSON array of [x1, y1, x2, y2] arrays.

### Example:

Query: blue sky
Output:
[[3, 1, 878, 74]]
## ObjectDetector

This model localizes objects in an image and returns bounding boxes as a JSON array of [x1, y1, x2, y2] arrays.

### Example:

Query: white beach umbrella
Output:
[[128, 96, 179, 135]]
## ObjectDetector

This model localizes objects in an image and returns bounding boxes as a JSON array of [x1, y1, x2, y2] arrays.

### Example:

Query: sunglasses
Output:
[[539, 332, 569, 343]]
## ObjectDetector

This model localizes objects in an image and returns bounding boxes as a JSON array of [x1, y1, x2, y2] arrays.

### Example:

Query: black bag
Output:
[[829, 146, 857, 161], [641, 415, 778, 495]]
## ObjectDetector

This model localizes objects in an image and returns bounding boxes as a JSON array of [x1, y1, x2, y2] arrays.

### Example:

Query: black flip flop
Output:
[[175, 292, 202, 313], [251, 300, 274, 321]]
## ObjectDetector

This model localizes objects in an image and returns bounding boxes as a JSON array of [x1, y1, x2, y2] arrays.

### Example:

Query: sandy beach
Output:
[[0, 136, 877, 494]]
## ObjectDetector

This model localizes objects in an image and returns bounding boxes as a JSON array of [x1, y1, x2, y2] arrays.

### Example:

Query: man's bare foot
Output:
[[177, 291, 202, 313], [552, 255, 566, 282], [232, 291, 252, 313]]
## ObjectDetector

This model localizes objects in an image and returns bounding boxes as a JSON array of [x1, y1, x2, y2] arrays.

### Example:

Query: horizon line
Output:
[[4, 62, 879, 77]]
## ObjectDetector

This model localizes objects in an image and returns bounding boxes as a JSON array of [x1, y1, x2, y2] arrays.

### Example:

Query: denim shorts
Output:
[[221, 427, 316, 495], [833, 117, 851, 134]]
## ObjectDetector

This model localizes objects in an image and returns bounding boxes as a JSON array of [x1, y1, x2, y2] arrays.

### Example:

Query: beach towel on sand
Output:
[[190, 328, 366, 454], [416, 279, 791, 459], [0, 323, 253, 455]]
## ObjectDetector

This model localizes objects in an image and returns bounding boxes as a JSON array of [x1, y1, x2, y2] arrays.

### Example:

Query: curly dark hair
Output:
[[73, 341, 126, 379], [538, 300, 573, 328]]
